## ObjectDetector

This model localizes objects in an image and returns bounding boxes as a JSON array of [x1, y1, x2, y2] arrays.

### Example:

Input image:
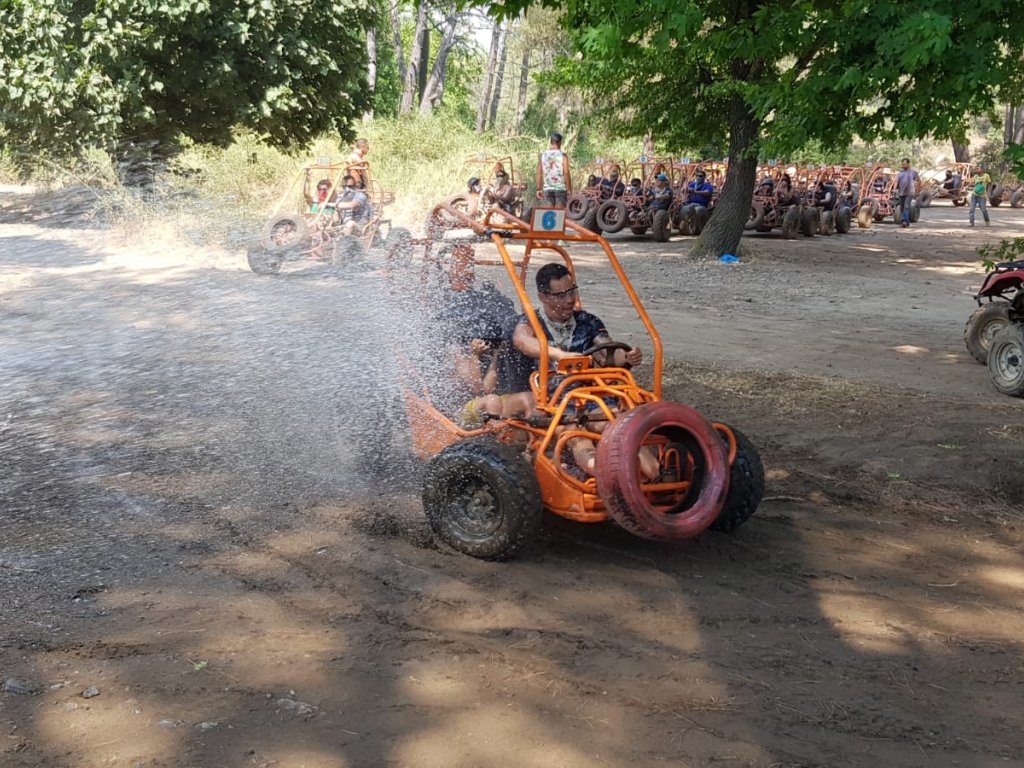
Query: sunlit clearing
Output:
[[892, 345, 929, 355], [980, 566, 1024, 594], [264, 750, 349, 768], [853, 245, 887, 253], [920, 264, 980, 276]]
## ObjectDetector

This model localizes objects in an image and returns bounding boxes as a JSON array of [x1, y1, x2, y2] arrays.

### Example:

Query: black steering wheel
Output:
[[580, 341, 634, 368]]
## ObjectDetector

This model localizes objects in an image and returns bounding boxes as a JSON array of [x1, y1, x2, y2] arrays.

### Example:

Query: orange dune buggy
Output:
[[400, 206, 765, 559], [247, 161, 404, 274]]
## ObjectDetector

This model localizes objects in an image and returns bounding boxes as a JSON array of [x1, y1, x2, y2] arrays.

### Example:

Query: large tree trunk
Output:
[[514, 49, 529, 134], [399, 2, 428, 114], [691, 96, 759, 260], [363, 26, 377, 121], [420, 12, 461, 114], [1012, 105, 1024, 144], [487, 22, 508, 130], [389, 1, 406, 85], [475, 21, 500, 134], [416, 25, 430, 104], [952, 140, 970, 162]]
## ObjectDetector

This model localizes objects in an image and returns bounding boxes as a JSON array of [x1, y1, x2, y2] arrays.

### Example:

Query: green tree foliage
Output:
[[481, 0, 1024, 257], [0, 0, 374, 158]]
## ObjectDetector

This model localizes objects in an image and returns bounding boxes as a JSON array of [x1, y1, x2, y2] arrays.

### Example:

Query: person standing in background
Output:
[[347, 138, 371, 189], [969, 165, 992, 227], [896, 157, 919, 228], [536, 132, 572, 208]]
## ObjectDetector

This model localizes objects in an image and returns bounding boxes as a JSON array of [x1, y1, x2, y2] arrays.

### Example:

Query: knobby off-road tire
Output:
[[987, 324, 1024, 397], [964, 303, 1012, 364], [918, 190, 933, 208], [781, 205, 801, 239], [595, 402, 729, 541], [856, 200, 877, 229], [262, 213, 308, 252], [800, 207, 819, 237], [909, 198, 921, 223], [818, 210, 834, 236], [709, 425, 765, 533], [988, 183, 1003, 206], [834, 206, 852, 234], [629, 224, 649, 236], [1011, 190, 1024, 209], [651, 209, 671, 242], [692, 205, 710, 236], [596, 200, 628, 233], [439, 193, 477, 225], [247, 246, 283, 275], [745, 203, 766, 231], [582, 206, 602, 234], [677, 204, 696, 236], [422, 437, 543, 559]]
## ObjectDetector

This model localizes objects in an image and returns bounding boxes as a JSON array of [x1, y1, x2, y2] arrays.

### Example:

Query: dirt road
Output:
[[1, 191, 1022, 768]]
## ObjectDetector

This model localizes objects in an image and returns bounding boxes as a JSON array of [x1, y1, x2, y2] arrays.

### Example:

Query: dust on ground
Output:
[[1, 187, 1023, 768]]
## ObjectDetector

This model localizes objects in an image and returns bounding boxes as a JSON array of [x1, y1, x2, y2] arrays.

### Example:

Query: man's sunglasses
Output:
[[543, 285, 578, 300]]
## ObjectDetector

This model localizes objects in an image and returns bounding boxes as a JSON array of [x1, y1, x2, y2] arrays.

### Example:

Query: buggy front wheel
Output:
[[987, 324, 1024, 397], [422, 437, 543, 559], [709, 425, 765, 533]]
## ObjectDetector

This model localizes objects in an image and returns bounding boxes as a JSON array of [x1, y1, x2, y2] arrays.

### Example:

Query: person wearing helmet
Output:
[[467, 176, 483, 195]]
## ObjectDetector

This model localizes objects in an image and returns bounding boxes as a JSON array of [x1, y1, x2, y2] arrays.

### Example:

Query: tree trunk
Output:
[[1005, 104, 1015, 147], [363, 26, 377, 121], [420, 12, 461, 114], [475, 20, 500, 134], [389, 1, 406, 85], [1014, 105, 1024, 144], [487, 22, 508, 130], [399, 2, 428, 114], [514, 49, 529, 134], [691, 96, 759, 260], [416, 25, 430, 104], [952, 140, 970, 163]]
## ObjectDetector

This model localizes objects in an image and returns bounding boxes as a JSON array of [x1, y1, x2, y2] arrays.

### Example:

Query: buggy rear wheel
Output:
[[800, 207, 819, 237], [745, 203, 766, 231], [566, 194, 590, 221], [818, 210, 834, 236], [987, 324, 1024, 397], [595, 402, 729, 541], [781, 205, 800, 239], [677, 203, 695, 235], [909, 198, 921, 222], [582, 205, 602, 234], [856, 200, 877, 228], [918, 190, 933, 208], [423, 437, 543, 559], [709, 425, 765, 533], [262, 213, 308, 252], [1011, 190, 1024, 208], [965, 303, 1011, 364]]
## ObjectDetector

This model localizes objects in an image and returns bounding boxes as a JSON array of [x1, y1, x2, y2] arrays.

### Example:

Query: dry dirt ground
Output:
[[1, 188, 1023, 768]]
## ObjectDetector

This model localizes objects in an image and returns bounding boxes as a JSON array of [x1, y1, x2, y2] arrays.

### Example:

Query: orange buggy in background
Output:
[[396, 205, 765, 559]]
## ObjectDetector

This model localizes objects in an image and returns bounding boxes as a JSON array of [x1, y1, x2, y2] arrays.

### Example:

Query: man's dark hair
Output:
[[342, 174, 355, 185], [550, 132, 563, 146], [901, 157, 910, 164], [536, 263, 571, 293]]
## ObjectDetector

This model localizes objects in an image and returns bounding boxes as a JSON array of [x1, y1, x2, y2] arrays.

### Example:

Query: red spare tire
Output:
[[595, 401, 729, 540]]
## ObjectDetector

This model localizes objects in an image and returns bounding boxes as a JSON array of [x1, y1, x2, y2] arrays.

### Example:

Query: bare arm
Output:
[[514, 321, 569, 363], [563, 154, 572, 194], [536, 155, 544, 199]]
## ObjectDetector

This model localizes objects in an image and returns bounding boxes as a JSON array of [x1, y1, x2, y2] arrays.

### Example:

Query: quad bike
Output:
[[247, 161, 404, 275], [437, 154, 526, 228], [918, 163, 975, 208], [745, 195, 817, 239], [392, 205, 765, 560], [855, 165, 919, 228], [964, 259, 1024, 396]]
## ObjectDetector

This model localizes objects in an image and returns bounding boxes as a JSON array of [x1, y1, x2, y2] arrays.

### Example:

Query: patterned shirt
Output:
[[540, 149, 567, 191]]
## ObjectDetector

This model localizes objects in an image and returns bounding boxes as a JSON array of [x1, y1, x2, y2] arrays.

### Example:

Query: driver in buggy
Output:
[[481, 167, 518, 215], [509, 263, 657, 480]]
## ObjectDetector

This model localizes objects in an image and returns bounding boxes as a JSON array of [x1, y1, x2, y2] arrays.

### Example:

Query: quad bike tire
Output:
[[677, 203, 696, 235], [629, 224, 649, 236], [247, 245, 283, 275], [781, 205, 801, 239], [800, 207, 819, 237], [651, 209, 671, 242], [834, 206, 852, 234], [745, 203, 766, 231], [566, 194, 591, 221], [261, 213, 308, 253], [595, 401, 729, 541], [709, 425, 765, 533], [596, 200, 628, 233], [918, 190, 933, 208], [856, 200, 877, 228], [692, 205, 710, 236], [988, 182, 1003, 206], [422, 436, 543, 559], [818, 210, 834, 236], [1011, 190, 1024, 208], [987, 323, 1024, 397], [965, 302, 1012, 364], [582, 206, 602, 234]]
